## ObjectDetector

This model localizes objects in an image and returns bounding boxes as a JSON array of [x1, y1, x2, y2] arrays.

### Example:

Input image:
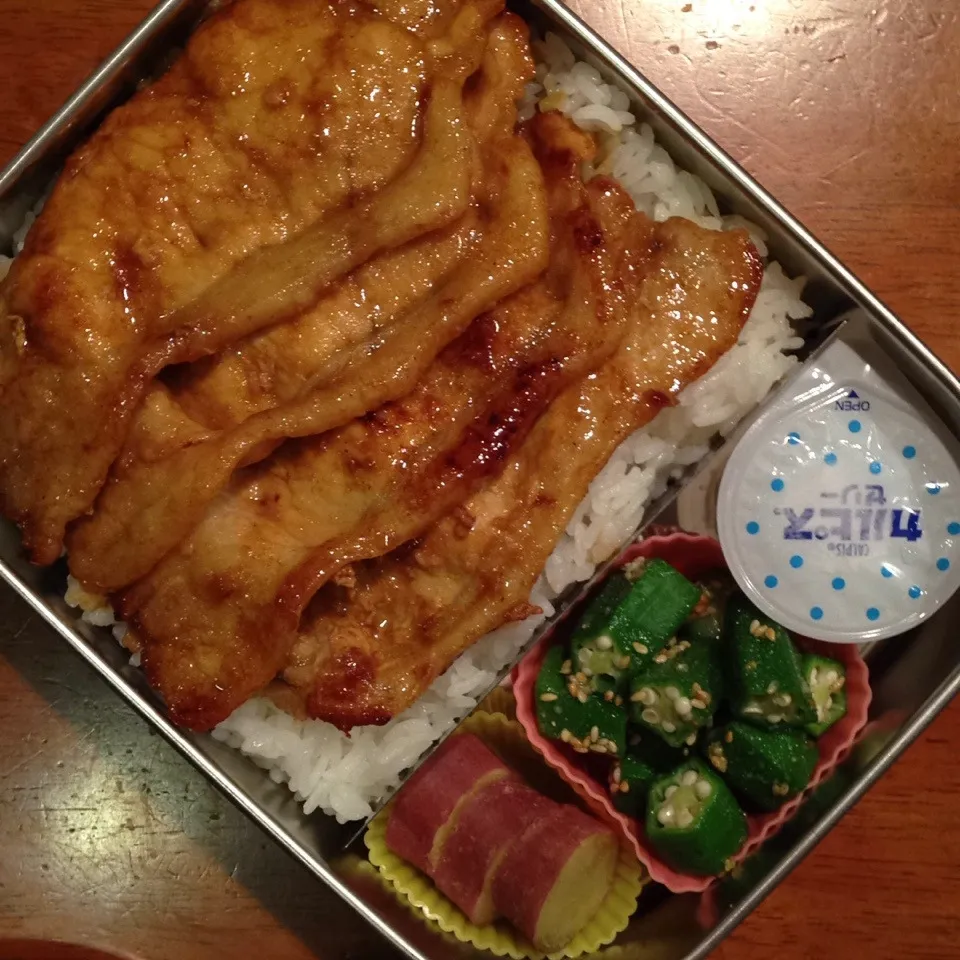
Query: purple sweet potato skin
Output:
[[434, 778, 556, 923], [492, 805, 617, 948], [385, 734, 510, 872]]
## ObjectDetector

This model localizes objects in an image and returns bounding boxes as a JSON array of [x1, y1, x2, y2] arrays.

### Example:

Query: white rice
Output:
[[54, 33, 812, 823]]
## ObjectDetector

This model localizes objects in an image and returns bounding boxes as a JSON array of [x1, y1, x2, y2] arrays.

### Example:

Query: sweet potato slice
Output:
[[433, 777, 555, 924], [493, 805, 618, 953], [385, 733, 510, 874]]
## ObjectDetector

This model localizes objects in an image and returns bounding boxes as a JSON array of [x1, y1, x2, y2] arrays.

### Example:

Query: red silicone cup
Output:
[[513, 532, 871, 894]]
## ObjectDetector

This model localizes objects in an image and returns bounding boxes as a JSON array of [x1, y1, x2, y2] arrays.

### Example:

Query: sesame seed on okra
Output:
[[724, 593, 817, 730], [705, 721, 818, 812], [629, 640, 723, 748], [535, 645, 627, 757], [646, 759, 747, 876], [802, 653, 848, 736], [570, 560, 702, 692]]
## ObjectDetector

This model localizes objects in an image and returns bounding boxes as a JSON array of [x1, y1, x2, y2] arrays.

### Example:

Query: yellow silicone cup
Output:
[[478, 684, 518, 721], [364, 711, 647, 960]]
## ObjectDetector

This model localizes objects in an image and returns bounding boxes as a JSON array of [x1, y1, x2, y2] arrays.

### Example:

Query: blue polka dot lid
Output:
[[717, 339, 960, 643]]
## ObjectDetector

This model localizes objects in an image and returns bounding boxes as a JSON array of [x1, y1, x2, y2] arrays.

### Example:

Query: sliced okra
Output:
[[613, 731, 695, 816], [705, 721, 818, 812], [535, 645, 627, 757], [592, 672, 623, 703], [645, 759, 747, 876], [627, 727, 691, 772], [569, 574, 632, 687], [609, 755, 659, 818], [571, 560, 701, 688], [678, 576, 734, 645], [724, 594, 816, 730], [628, 641, 723, 748], [802, 654, 847, 736]]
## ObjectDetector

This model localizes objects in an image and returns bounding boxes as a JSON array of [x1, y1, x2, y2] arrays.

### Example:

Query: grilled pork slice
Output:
[[0, 0, 494, 564], [284, 215, 763, 728], [116, 130, 552, 731], [116, 115, 641, 732], [67, 12, 533, 594]]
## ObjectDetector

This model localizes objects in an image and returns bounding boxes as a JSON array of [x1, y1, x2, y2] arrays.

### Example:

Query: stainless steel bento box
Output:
[[2, 2, 958, 958]]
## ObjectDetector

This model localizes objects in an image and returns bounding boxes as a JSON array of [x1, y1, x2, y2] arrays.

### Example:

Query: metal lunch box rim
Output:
[[1, 1, 958, 958], [0, 555, 431, 959], [687, 669, 960, 959], [534, 0, 960, 397], [0, 0, 188, 201]]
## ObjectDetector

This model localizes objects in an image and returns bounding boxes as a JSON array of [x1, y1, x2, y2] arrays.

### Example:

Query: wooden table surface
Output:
[[1, 1, 958, 958]]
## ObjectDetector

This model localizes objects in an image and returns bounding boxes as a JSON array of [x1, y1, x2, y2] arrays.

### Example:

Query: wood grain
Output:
[[1, 0, 959, 958]]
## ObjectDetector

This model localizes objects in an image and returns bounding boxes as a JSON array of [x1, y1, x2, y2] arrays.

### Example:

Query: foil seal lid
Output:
[[718, 337, 960, 643]]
